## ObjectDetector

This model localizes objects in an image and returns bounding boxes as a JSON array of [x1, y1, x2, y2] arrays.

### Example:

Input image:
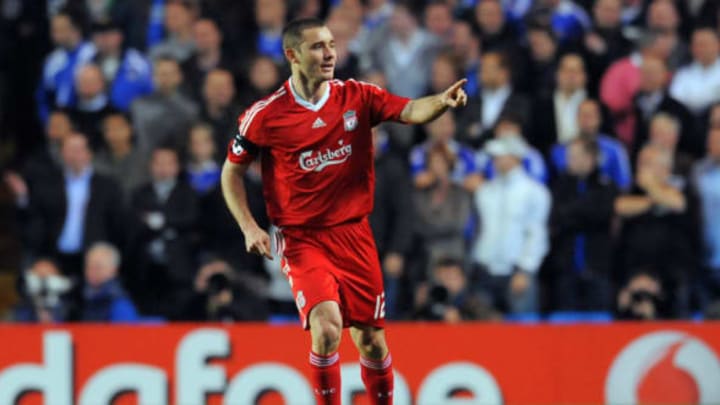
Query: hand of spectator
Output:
[[4, 171, 28, 199], [244, 225, 272, 259], [463, 174, 484, 193], [510, 271, 530, 295], [383, 252, 404, 277], [443, 306, 462, 323], [584, 33, 607, 54], [414, 171, 436, 189]]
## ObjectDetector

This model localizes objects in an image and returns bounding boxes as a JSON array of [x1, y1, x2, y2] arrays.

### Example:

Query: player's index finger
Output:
[[449, 79, 468, 91]]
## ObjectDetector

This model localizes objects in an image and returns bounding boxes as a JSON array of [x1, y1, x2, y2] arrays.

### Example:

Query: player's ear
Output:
[[285, 47, 300, 65]]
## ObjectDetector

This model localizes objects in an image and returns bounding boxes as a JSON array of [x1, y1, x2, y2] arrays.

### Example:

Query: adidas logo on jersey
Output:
[[312, 117, 326, 128]]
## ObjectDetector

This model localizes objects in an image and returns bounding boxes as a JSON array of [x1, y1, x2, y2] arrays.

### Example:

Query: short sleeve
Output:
[[355, 80, 411, 126], [226, 104, 265, 164]]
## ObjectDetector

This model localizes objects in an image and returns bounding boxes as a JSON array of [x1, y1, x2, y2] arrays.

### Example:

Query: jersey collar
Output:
[[287, 78, 331, 112]]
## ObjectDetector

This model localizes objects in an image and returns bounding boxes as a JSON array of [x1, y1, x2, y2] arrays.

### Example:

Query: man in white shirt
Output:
[[669, 28, 720, 116], [471, 135, 551, 314]]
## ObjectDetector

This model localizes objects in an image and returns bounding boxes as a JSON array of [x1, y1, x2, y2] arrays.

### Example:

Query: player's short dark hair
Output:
[[282, 18, 326, 50]]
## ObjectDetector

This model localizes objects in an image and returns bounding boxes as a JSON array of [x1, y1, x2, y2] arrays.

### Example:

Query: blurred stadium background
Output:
[[1, 0, 720, 403]]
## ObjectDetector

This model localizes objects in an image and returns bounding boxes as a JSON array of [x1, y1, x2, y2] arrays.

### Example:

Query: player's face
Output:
[[295, 26, 336, 81]]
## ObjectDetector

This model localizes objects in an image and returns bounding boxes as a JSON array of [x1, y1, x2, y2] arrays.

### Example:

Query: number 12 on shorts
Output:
[[373, 292, 386, 320]]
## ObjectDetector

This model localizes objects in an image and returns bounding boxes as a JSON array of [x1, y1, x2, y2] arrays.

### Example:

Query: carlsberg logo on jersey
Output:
[[299, 140, 353, 172]]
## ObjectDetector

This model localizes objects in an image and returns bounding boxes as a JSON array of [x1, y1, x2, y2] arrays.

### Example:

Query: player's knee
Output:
[[313, 321, 342, 353], [355, 329, 387, 359]]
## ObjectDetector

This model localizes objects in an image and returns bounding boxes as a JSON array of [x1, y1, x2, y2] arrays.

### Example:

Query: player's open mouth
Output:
[[321, 64, 334, 71]]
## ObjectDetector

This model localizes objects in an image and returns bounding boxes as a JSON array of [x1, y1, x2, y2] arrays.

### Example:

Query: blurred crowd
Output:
[[1, 0, 720, 323]]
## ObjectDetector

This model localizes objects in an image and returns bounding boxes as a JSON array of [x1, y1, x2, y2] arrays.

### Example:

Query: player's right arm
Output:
[[221, 159, 272, 259]]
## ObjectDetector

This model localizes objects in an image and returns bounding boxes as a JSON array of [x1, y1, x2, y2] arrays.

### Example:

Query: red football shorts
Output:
[[275, 217, 386, 330]]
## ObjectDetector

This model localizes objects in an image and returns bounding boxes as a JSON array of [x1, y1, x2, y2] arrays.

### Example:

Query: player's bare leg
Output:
[[350, 325, 394, 405], [308, 301, 343, 405]]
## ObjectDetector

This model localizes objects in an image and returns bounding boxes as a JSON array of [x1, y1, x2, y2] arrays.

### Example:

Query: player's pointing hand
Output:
[[245, 225, 273, 260], [441, 79, 468, 109]]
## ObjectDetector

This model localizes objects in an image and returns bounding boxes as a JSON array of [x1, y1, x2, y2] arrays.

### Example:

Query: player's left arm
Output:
[[399, 79, 468, 124]]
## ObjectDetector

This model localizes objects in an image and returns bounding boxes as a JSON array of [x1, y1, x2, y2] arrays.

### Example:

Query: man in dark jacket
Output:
[[25, 134, 125, 274], [550, 137, 618, 310], [80, 242, 138, 322], [128, 146, 198, 318]]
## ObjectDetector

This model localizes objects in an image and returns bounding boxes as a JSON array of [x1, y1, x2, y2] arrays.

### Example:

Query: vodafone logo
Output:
[[605, 331, 720, 404]]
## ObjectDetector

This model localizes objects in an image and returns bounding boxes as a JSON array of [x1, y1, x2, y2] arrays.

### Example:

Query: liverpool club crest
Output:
[[343, 110, 358, 131]]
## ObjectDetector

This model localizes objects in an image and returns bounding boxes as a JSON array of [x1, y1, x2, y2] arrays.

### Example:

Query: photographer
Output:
[[615, 271, 668, 320], [413, 257, 497, 322], [13, 258, 72, 323], [183, 259, 269, 322]]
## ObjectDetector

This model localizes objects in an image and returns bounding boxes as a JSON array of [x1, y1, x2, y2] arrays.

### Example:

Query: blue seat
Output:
[[268, 313, 300, 325], [547, 311, 613, 324]]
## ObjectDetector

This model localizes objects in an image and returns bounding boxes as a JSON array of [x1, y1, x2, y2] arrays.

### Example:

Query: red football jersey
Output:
[[227, 78, 410, 227]]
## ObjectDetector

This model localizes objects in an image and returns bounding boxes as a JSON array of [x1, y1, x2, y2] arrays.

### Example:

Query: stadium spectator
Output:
[[519, 23, 559, 99], [633, 56, 696, 158], [89, 20, 153, 112], [478, 113, 548, 184], [364, 2, 442, 99], [81, 242, 139, 322], [253, 0, 289, 62], [200, 69, 242, 159], [410, 111, 481, 192], [550, 99, 632, 190], [474, 0, 521, 53], [458, 51, 531, 147], [531, 53, 588, 154], [427, 52, 462, 99], [128, 146, 198, 318], [615, 145, 700, 316], [131, 56, 199, 154], [36, 9, 96, 124], [325, 9, 361, 80], [148, 0, 198, 63], [449, 20, 481, 99], [526, 0, 592, 45], [13, 258, 72, 322], [412, 143, 472, 272], [236, 57, 281, 109], [423, 1, 454, 44], [414, 257, 496, 322], [183, 258, 269, 321], [181, 18, 236, 100], [24, 134, 125, 274], [581, 0, 632, 96], [692, 128, 720, 307], [370, 128, 414, 319], [645, 0, 688, 71], [550, 137, 618, 310], [669, 28, 720, 118], [646, 112, 695, 177], [186, 123, 221, 194], [615, 270, 668, 320], [93, 112, 148, 197], [600, 30, 673, 147], [68, 64, 114, 150], [471, 135, 550, 314]]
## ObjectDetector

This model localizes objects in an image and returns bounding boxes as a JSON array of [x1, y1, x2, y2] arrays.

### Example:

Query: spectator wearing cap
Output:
[[477, 114, 548, 184], [471, 135, 550, 314], [36, 10, 96, 124], [669, 28, 720, 118], [549, 137, 618, 311], [89, 20, 153, 112], [81, 242, 139, 322], [692, 128, 720, 307], [551, 99, 632, 190]]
